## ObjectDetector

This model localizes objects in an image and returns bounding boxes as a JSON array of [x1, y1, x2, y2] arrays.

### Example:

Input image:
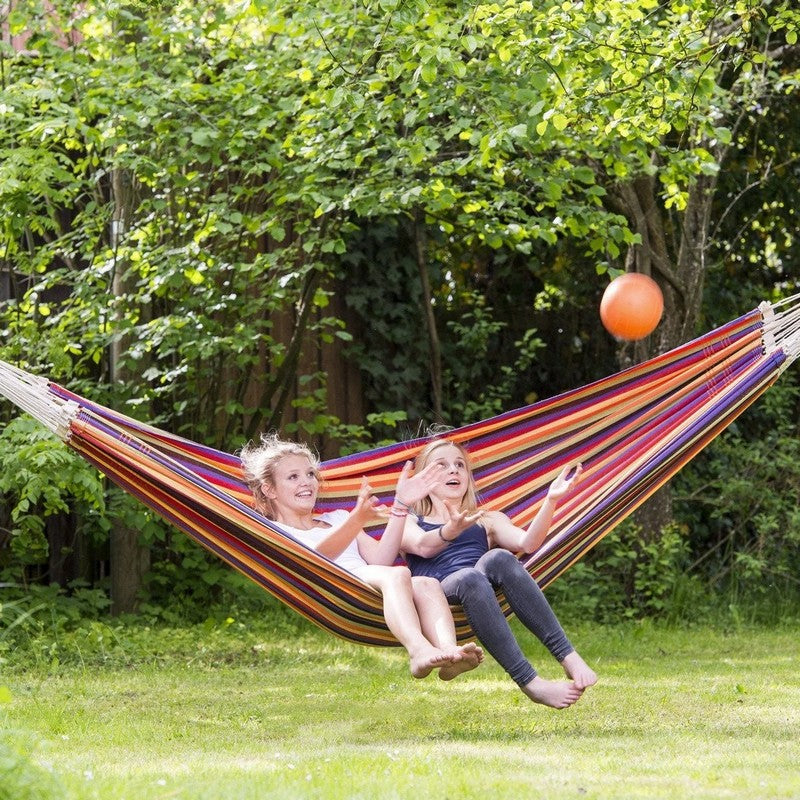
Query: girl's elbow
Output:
[[413, 543, 441, 559]]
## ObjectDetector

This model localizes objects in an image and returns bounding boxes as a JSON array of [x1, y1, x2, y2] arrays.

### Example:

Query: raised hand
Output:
[[394, 460, 447, 508], [546, 463, 583, 503], [348, 477, 382, 525]]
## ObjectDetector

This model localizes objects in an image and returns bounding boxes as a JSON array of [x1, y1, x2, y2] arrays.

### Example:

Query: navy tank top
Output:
[[405, 520, 489, 581]]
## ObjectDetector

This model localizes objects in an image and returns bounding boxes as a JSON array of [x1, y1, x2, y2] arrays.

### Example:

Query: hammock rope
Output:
[[1, 294, 799, 645]]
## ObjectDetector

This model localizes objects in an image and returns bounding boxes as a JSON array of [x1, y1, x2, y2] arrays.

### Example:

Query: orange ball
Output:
[[600, 273, 664, 341]]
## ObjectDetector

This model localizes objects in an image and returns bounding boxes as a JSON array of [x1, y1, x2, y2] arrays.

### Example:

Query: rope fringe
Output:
[[0, 362, 79, 441]]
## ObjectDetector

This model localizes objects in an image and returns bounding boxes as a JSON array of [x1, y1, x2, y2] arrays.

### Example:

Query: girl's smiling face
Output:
[[262, 454, 320, 517]]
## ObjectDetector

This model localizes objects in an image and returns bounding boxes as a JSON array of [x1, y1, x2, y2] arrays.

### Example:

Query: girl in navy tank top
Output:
[[400, 438, 598, 710]]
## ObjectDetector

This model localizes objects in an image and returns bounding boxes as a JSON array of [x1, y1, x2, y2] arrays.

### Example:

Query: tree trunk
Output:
[[108, 164, 149, 616], [612, 166, 718, 539], [413, 212, 442, 419], [105, 5, 155, 615]]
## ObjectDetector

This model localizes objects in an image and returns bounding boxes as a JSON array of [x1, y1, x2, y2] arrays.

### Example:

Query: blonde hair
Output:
[[413, 438, 480, 517], [239, 433, 320, 518]]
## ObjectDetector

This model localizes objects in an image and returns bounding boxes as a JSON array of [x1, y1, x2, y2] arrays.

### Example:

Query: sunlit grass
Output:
[[2, 619, 799, 799]]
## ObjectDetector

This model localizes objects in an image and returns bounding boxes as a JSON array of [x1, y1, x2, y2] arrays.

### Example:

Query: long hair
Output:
[[412, 438, 480, 517], [239, 433, 320, 518]]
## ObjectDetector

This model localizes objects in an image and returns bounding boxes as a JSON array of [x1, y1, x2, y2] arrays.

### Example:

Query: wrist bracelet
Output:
[[394, 498, 413, 511], [390, 508, 408, 518], [437, 525, 453, 543]]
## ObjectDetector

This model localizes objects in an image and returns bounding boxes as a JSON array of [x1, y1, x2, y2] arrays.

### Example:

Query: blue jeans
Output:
[[440, 548, 574, 686]]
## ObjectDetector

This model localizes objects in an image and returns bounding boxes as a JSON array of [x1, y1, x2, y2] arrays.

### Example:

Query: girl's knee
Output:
[[484, 548, 518, 568], [482, 548, 527, 579], [386, 565, 413, 588], [411, 575, 445, 601], [449, 567, 493, 598], [411, 576, 440, 592]]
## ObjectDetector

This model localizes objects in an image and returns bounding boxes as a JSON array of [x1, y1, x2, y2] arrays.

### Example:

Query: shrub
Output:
[[0, 416, 107, 571], [545, 519, 703, 623]]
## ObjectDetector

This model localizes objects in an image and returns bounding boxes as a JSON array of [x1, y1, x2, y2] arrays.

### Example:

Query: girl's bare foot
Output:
[[461, 641, 484, 664], [410, 648, 455, 679], [521, 676, 584, 709], [439, 642, 484, 681], [560, 651, 598, 690]]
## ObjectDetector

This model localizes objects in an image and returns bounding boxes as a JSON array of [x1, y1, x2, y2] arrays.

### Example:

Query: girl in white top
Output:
[[279, 509, 373, 575], [240, 434, 483, 680]]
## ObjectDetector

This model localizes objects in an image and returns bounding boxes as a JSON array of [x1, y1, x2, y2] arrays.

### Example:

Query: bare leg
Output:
[[355, 565, 455, 678], [410, 576, 483, 681]]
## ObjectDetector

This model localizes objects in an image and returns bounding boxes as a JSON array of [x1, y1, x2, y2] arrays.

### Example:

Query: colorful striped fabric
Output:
[[1, 296, 799, 646]]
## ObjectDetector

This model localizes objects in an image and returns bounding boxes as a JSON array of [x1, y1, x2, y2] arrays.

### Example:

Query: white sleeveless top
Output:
[[280, 509, 369, 575]]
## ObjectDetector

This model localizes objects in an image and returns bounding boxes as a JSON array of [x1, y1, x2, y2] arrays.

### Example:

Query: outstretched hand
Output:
[[348, 477, 382, 526], [394, 460, 447, 508], [440, 500, 482, 541], [351, 460, 452, 524], [546, 463, 583, 503]]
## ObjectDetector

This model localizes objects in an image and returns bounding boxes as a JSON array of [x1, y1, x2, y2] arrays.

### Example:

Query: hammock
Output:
[[2, 296, 800, 646]]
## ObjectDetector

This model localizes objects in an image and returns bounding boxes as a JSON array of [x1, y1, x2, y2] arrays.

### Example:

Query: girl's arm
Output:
[[313, 479, 379, 560], [314, 458, 445, 560], [398, 517, 445, 559], [400, 504, 483, 559], [358, 461, 447, 565], [487, 464, 582, 552]]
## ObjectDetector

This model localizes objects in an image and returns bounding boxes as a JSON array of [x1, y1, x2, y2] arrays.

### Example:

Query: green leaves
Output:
[[3, 0, 797, 432], [0, 417, 107, 565]]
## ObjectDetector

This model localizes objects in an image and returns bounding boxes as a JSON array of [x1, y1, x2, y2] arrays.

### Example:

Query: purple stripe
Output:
[[535, 349, 785, 583]]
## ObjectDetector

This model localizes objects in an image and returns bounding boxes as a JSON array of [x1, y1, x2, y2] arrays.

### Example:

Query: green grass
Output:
[[2, 617, 799, 799]]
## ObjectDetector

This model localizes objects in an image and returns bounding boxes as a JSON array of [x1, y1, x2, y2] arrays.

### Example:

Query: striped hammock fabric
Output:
[[1, 295, 799, 646]]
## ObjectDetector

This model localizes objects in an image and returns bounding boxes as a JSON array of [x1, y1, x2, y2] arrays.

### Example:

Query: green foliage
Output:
[[0, 0, 353, 446], [0, 577, 297, 669], [546, 519, 701, 624], [673, 374, 800, 610], [0, 416, 107, 568], [443, 301, 545, 423], [283, 369, 410, 453], [338, 222, 433, 426], [0, 583, 111, 670], [0, 730, 65, 800], [281, 0, 799, 267], [339, 223, 588, 428], [287, 403, 411, 456], [140, 538, 276, 625], [283, 0, 635, 262]]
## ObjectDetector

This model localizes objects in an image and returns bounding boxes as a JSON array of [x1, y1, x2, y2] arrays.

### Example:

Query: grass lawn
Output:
[[2, 617, 799, 799]]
